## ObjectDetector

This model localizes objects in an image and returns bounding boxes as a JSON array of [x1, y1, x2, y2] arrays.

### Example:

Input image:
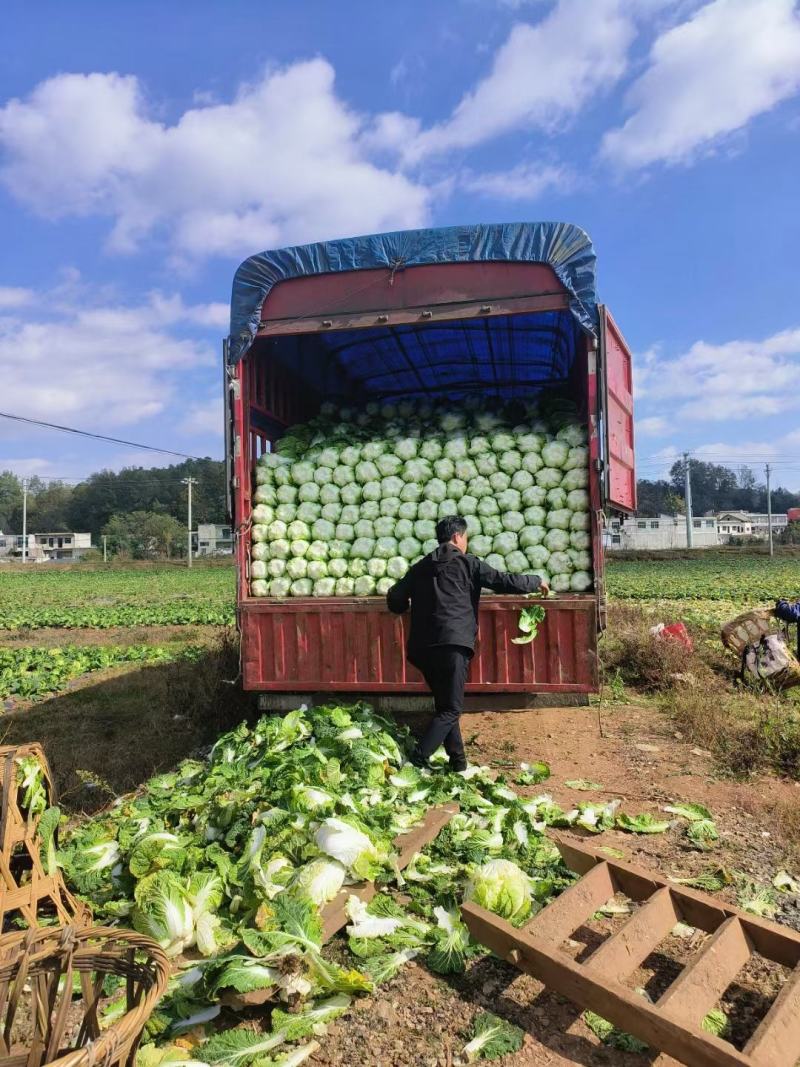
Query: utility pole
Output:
[[21, 478, 28, 563], [766, 463, 774, 558], [683, 452, 694, 549], [182, 477, 196, 568], [102, 534, 108, 563]]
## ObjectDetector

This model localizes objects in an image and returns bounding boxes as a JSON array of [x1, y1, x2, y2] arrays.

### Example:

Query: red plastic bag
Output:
[[650, 622, 693, 652]]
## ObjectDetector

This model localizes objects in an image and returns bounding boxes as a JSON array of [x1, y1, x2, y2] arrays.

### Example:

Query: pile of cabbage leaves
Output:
[[60, 704, 578, 1065]]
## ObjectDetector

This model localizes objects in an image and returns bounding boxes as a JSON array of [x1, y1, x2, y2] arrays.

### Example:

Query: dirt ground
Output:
[[305, 703, 800, 1067], [0, 624, 221, 648]]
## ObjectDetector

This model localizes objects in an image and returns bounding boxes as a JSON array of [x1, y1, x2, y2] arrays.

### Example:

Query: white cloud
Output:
[[0, 62, 430, 260], [180, 399, 223, 438], [691, 440, 780, 462], [0, 286, 34, 308], [635, 327, 800, 424], [637, 416, 668, 436], [601, 0, 800, 168], [0, 284, 218, 432], [0, 457, 56, 478], [460, 161, 571, 200], [400, 0, 636, 162]]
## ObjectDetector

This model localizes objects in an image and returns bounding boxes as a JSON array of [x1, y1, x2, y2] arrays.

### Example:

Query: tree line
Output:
[[636, 460, 800, 519], [0, 460, 227, 559], [2, 457, 798, 557]]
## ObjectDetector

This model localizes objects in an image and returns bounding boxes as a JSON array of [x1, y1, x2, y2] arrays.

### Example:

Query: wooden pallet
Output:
[[462, 834, 800, 1067], [223, 802, 458, 1009]]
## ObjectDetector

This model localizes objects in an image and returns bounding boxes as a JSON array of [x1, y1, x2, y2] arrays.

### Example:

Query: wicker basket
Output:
[[720, 608, 777, 656], [0, 744, 88, 931], [0, 925, 169, 1067], [721, 608, 800, 690]]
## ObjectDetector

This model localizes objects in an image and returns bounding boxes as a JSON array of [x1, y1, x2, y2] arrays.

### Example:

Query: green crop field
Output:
[[0, 644, 202, 700], [606, 555, 800, 603], [0, 565, 235, 630]]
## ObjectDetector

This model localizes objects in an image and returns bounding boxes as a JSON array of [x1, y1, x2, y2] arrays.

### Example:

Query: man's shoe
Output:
[[449, 759, 468, 773], [408, 748, 428, 769]]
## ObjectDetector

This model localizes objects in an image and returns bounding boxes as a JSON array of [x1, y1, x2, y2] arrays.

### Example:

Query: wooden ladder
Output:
[[462, 834, 800, 1067]]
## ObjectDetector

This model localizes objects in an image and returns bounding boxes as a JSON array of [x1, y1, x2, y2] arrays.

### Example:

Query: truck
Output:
[[225, 222, 635, 703]]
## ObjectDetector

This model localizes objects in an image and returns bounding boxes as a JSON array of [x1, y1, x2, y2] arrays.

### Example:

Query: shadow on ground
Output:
[[0, 630, 252, 813]]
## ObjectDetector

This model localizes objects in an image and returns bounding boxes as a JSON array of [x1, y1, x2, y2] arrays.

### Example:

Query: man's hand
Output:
[[539, 579, 550, 597]]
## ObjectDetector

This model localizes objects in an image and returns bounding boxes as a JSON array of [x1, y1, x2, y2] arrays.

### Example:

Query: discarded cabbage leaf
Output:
[[615, 812, 670, 835]]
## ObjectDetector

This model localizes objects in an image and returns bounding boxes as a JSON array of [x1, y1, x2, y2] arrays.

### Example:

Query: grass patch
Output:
[[0, 628, 251, 812], [603, 603, 800, 783]]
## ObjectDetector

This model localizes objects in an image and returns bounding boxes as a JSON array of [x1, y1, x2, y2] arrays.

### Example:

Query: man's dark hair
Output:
[[436, 515, 468, 543]]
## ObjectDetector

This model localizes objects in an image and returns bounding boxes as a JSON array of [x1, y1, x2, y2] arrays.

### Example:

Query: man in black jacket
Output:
[[386, 515, 548, 772]]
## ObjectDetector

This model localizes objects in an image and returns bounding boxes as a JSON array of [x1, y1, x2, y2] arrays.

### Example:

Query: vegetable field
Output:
[[606, 555, 800, 603], [0, 565, 234, 629], [0, 644, 200, 700]]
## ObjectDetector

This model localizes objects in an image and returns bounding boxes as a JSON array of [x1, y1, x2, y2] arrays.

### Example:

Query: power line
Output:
[[0, 410, 204, 461]]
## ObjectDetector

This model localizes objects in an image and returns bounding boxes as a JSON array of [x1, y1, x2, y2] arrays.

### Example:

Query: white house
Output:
[[0, 532, 92, 561], [194, 523, 233, 556], [716, 511, 788, 541], [606, 514, 719, 550]]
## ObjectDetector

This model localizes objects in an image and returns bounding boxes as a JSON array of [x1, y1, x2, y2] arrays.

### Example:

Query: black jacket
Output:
[[386, 543, 541, 660]]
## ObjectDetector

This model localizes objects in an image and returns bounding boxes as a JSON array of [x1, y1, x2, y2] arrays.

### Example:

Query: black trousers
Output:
[[411, 645, 472, 768]]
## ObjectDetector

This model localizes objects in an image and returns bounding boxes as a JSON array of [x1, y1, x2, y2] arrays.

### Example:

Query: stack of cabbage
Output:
[[249, 397, 591, 597]]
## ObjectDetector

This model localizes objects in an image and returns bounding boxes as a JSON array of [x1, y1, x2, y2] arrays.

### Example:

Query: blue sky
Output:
[[1, 0, 799, 490]]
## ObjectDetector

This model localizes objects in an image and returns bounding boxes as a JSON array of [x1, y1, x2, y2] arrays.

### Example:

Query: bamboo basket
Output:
[[720, 607, 776, 656], [0, 745, 88, 931], [0, 925, 169, 1067], [721, 608, 800, 689]]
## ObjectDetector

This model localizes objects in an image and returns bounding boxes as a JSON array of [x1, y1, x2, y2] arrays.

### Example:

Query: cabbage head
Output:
[[546, 488, 567, 511], [399, 537, 422, 560], [464, 859, 532, 923], [567, 489, 589, 512], [525, 545, 550, 569], [269, 539, 290, 560], [519, 527, 545, 549], [546, 509, 572, 530], [544, 528, 570, 553], [286, 557, 308, 580], [354, 576, 377, 596], [351, 537, 375, 560], [470, 534, 492, 557], [505, 550, 528, 573], [570, 511, 590, 532], [386, 557, 408, 580], [502, 511, 525, 534], [535, 467, 562, 490], [542, 441, 569, 468]]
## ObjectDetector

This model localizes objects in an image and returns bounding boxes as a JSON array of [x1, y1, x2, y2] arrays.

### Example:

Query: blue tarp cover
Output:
[[228, 221, 598, 365]]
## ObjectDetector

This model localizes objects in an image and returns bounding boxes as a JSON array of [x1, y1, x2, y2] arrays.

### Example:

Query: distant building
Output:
[[194, 523, 233, 556], [0, 532, 92, 561], [716, 511, 788, 541], [606, 514, 719, 550]]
